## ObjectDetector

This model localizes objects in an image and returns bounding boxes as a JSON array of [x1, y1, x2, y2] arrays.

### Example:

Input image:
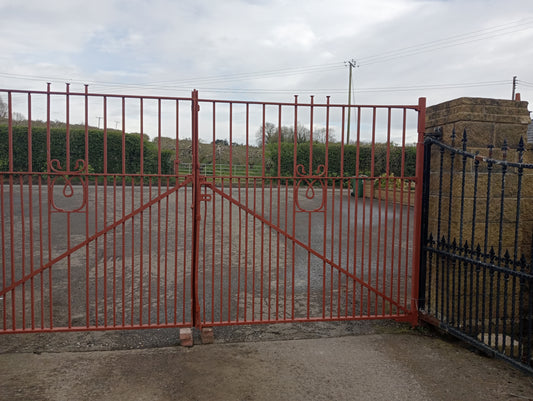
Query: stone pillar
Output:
[[426, 97, 531, 149], [425, 97, 532, 258], [423, 97, 532, 360]]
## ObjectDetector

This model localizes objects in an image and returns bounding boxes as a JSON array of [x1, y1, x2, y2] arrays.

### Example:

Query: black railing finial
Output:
[[502, 139, 508, 160], [451, 128, 456, 147]]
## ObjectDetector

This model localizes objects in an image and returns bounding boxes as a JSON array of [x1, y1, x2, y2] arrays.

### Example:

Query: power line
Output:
[[0, 17, 531, 94], [358, 18, 533, 67]]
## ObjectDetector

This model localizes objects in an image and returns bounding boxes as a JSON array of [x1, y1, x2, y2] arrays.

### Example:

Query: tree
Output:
[[255, 122, 279, 147], [256, 122, 335, 146], [0, 96, 6, 120]]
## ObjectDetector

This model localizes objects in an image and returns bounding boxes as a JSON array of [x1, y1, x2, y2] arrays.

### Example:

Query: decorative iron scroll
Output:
[[48, 159, 88, 213], [295, 164, 327, 213]]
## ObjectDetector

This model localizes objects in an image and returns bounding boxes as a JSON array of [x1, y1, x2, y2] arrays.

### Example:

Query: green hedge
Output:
[[265, 142, 416, 178], [0, 126, 175, 174]]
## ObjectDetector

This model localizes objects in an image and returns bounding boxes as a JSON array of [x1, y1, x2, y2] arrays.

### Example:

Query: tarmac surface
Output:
[[1, 321, 532, 401]]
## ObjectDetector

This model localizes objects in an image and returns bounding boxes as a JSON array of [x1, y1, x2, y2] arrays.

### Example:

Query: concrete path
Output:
[[1, 331, 532, 401]]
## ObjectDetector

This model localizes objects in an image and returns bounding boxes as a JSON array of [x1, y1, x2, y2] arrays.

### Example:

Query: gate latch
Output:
[[199, 194, 212, 202]]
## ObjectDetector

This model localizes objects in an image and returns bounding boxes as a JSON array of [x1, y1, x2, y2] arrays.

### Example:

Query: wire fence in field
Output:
[[177, 163, 263, 177]]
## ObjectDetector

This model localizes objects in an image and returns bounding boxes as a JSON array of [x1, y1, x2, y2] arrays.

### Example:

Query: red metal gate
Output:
[[0, 86, 426, 333]]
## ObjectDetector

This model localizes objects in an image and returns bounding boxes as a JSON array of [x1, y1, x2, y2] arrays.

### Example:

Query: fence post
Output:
[[191, 90, 201, 328], [418, 131, 438, 312]]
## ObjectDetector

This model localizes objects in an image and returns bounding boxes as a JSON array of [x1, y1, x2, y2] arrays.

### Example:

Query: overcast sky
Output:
[[0, 0, 532, 143], [0, 0, 531, 105]]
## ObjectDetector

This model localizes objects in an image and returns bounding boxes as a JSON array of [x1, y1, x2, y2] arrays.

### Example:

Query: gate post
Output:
[[417, 132, 437, 312], [191, 90, 202, 328], [409, 97, 427, 326]]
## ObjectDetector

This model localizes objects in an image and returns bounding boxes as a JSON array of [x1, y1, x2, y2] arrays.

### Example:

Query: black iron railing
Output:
[[420, 129, 533, 373]]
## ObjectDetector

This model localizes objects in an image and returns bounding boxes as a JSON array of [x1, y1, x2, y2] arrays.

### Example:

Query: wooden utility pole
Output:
[[346, 59, 357, 144]]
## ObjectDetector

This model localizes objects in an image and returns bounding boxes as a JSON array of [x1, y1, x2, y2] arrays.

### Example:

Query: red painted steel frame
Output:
[[0, 86, 425, 333]]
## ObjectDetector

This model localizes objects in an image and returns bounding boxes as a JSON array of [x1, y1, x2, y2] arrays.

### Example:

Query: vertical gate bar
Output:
[[93, 104, 100, 327], [173, 100, 179, 325], [148, 178, 153, 324], [191, 90, 201, 328], [459, 131, 468, 331], [228, 103, 233, 322], [85, 86, 90, 328], [352, 106, 360, 317], [330, 100, 341, 318], [389, 111, 400, 312], [201, 186, 208, 323], [27, 93, 34, 329], [1, 175, 6, 330], [360, 162, 367, 315], [472, 153, 480, 335], [252, 176, 257, 321], [384, 108, 392, 315], [495, 144, 509, 350], [291, 95, 298, 320], [367, 107, 376, 316], [481, 146, 495, 339], [418, 135, 433, 312], [173, 173, 179, 324], [211, 101, 216, 324], [268, 173, 273, 320], [410, 97, 426, 324], [65, 84, 72, 327], [436, 142, 445, 318], [332, 177, 338, 317], [275, 104, 281, 320], [307, 96, 314, 320], [244, 103, 251, 322], [121, 96, 126, 327], [164, 179, 170, 325], [397, 109, 407, 313], [183, 178, 188, 324], [157, 99, 162, 326], [38, 176, 44, 329], [7, 91, 15, 330], [446, 132, 456, 324], [510, 140, 525, 357], [103, 95, 108, 327], [375, 171, 382, 315], [130, 171, 135, 326], [94, 177, 99, 327], [139, 98, 145, 327], [284, 179, 289, 320], [260, 104, 266, 321], [46, 84, 53, 329], [112, 175, 117, 327], [339, 105, 350, 317], [276, 106, 282, 320], [19, 175, 26, 329], [332, 106, 342, 318], [220, 173, 225, 321], [237, 175, 242, 322], [405, 176, 413, 311]]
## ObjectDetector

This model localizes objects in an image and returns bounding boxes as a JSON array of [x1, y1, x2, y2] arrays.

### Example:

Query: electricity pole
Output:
[[346, 59, 357, 144], [512, 76, 517, 100]]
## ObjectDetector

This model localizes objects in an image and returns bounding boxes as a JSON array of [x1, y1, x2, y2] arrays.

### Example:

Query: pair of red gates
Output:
[[0, 87, 426, 333]]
